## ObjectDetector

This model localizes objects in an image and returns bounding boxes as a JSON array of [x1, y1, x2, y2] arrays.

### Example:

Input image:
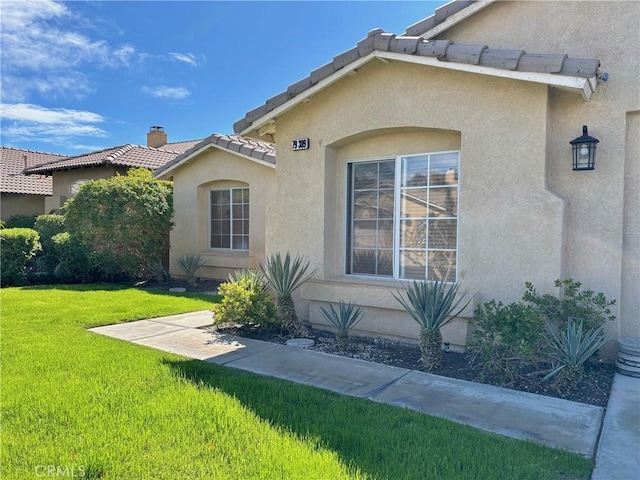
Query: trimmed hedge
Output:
[[0, 228, 40, 286]]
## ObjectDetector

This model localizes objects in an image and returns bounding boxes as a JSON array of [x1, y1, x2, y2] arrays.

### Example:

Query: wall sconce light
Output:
[[570, 125, 599, 171]]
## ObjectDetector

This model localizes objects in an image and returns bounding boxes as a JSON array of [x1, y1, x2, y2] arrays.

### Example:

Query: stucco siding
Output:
[[170, 148, 276, 280], [440, 0, 639, 343], [0, 194, 46, 219], [270, 59, 565, 345]]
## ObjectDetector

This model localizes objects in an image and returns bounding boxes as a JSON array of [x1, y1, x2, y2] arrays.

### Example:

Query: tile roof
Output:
[[405, 0, 480, 37], [234, 28, 600, 134], [1, 147, 59, 195], [154, 133, 276, 178], [157, 139, 203, 154], [23, 144, 191, 175]]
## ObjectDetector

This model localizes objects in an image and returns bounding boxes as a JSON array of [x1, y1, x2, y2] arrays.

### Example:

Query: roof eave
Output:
[[408, 0, 496, 39], [377, 51, 596, 100], [238, 54, 375, 136], [153, 142, 276, 180], [238, 50, 595, 135]]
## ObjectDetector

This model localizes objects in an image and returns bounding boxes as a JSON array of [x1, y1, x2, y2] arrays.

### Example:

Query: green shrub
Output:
[[468, 300, 545, 383], [0, 228, 40, 286], [51, 232, 98, 283], [211, 270, 276, 328], [524, 279, 615, 331], [64, 168, 173, 279], [33, 214, 66, 275], [5, 214, 37, 229]]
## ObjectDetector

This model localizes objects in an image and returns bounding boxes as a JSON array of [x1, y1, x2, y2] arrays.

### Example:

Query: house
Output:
[[154, 133, 276, 280], [23, 127, 202, 210], [226, 0, 638, 353], [0, 147, 63, 220]]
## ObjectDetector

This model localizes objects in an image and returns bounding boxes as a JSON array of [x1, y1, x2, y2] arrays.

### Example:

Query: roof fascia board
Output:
[[154, 143, 275, 179], [240, 49, 594, 135], [375, 51, 594, 100], [239, 55, 375, 136], [419, 0, 496, 39]]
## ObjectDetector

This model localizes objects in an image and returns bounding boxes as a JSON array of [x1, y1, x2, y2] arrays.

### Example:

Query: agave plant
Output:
[[543, 319, 607, 393], [175, 254, 206, 288], [320, 300, 364, 351], [392, 280, 469, 370], [260, 252, 316, 337], [149, 259, 166, 284], [228, 268, 269, 293]]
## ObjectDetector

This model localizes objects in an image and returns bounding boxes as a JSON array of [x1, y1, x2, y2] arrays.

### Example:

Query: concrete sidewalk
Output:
[[90, 310, 638, 473]]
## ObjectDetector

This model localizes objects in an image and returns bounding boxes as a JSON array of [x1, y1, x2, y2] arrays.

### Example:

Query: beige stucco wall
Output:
[[263, 58, 566, 348], [0, 194, 46, 220], [48, 167, 126, 210], [168, 148, 276, 281], [250, 1, 639, 350], [437, 0, 640, 348]]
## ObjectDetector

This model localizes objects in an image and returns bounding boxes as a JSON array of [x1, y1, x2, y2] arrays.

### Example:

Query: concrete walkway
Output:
[[90, 311, 639, 474]]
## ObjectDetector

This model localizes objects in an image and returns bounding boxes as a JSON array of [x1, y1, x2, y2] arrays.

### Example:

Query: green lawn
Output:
[[1, 285, 594, 479]]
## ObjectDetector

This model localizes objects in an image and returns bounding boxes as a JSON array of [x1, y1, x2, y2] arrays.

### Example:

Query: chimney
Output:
[[147, 126, 167, 148]]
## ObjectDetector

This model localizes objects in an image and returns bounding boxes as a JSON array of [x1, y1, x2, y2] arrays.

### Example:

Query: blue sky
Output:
[[1, 1, 446, 155]]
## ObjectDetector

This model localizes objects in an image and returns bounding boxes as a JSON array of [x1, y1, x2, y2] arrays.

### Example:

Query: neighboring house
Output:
[[23, 127, 202, 210], [154, 133, 276, 280], [227, 0, 638, 353], [0, 147, 63, 219]]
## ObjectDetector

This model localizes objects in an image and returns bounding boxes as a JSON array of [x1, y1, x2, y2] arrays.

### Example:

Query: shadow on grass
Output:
[[164, 358, 401, 479], [162, 358, 587, 480]]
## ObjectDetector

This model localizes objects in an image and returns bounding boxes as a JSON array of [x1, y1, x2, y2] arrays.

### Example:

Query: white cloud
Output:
[[142, 86, 191, 100], [0, 103, 107, 143], [1, 72, 92, 102], [169, 52, 198, 67]]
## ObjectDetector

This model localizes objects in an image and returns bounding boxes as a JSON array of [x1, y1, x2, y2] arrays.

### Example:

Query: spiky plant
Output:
[[175, 254, 206, 288], [543, 319, 607, 393], [392, 280, 469, 370], [320, 300, 364, 351], [228, 269, 269, 293], [260, 252, 316, 337], [149, 260, 166, 284]]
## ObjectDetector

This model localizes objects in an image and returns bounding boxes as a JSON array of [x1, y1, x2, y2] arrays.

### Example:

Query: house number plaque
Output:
[[291, 138, 310, 151]]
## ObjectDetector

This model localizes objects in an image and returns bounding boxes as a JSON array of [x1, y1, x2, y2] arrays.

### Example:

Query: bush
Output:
[[211, 270, 276, 329], [523, 279, 615, 331], [468, 300, 545, 383], [51, 232, 98, 283], [64, 168, 173, 279], [5, 214, 37, 229], [33, 214, 66, 275], [0, 228, 40, 286]]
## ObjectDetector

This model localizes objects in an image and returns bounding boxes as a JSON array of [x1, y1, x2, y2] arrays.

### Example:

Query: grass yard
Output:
[[1, 285, 594, 479]]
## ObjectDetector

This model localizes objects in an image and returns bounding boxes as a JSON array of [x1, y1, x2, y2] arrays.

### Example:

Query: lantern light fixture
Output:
[[570, 125, 599, 171]]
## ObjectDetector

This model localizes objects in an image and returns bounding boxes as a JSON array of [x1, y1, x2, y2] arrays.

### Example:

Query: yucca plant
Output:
[[392, 280, 469, 370], [260, 252, 316, 337], [320, 300, 364, 351], [149, 259, 166, 284], [543, 319, 607, 393], [175, 254, 206, 288], [228, 268, 269, 293]]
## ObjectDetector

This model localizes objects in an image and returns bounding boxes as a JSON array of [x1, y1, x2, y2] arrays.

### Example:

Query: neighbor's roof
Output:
[[23, 144, 192, 175], [234, 4, 600, 134], [158, 139, 203, 154], [154, 133, 276, 178], [1, 146, 60, 195]]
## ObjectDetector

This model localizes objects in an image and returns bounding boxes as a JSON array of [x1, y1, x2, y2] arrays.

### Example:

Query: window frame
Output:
[[209, 187, 250, 251], [345, 150, 460, 282]]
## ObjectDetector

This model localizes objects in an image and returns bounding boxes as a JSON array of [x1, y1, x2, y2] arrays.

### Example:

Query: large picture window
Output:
[[347, 152, 459, 282], [210, 188, 249, 250]]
